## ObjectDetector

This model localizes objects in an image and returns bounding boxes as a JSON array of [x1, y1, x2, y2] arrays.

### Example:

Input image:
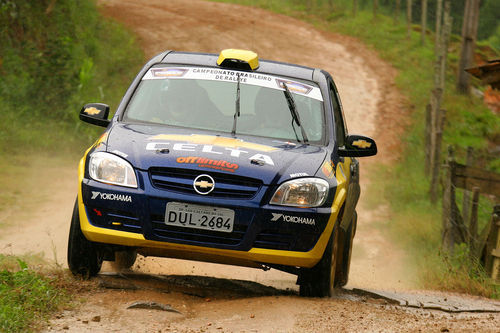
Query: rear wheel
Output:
[[67, 199, 103, 278], [298, 225, 339, 297]]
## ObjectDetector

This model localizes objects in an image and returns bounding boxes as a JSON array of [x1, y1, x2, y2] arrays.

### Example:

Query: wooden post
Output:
[[353, 0, 358, 17], [435, 0, 443, 56], [440, 1, 452, 91], [462, 146, 474, 223], [407, 0, 412, 39], [457, 0, 480, 94], [468, 187, 480, 260], [484, 205, 500, 280], [442, 145, 455, 252], [427, 88, 442, 179], [373, 0, 378, 19], [421, 0, 427, 45], [430, 109, 446, 203]]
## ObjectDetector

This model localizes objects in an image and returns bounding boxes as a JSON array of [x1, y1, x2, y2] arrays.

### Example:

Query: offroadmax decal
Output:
[[91, 191, 132, 202], [177, 156, 239, 172], [143, 67, 323, 101], [271, 213, 316, 226]]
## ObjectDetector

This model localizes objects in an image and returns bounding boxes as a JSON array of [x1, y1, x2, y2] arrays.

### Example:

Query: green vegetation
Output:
[[0, 0, 143, 154], [0, 255, 68, 331], [0, 0, 143, 327], [215, 0, 499, 297]]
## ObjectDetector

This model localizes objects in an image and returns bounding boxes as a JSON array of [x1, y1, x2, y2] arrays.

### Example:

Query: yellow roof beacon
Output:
[[217, 49, 259, 71]]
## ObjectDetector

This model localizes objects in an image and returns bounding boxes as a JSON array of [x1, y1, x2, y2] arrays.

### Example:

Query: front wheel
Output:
[[298, 225, 339, 297], [67, 199, 103, 278], [112, 249, 137, 270]]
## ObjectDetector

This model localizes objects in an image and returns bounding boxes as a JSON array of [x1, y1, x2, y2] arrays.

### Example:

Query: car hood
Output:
[[105, 123, 328, 185]]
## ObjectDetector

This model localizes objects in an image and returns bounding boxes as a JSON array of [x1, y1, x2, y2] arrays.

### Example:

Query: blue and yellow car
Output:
[[68, 49, 377, 297]]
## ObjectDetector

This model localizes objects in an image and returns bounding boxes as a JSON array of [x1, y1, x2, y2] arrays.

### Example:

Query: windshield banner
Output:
[[142, 67, 323, 101]]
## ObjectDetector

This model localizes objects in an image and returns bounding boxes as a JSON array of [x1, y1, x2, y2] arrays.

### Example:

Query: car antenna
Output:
[[231, 73, 241, 136]]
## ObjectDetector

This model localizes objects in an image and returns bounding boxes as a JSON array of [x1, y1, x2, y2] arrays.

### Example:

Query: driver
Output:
[[158, 79, 225, 128]]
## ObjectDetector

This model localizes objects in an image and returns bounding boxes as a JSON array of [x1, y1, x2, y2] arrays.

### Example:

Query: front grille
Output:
[[149, 167, 262, 199], [151, 214, 247, 246]]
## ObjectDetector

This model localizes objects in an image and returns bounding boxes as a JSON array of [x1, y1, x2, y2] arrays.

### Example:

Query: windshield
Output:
[[123, 66, 325, 143]]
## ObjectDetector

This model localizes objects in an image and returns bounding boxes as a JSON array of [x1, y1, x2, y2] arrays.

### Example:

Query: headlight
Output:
[[89, 152, 137, 188], [270, 178, 329, 207]]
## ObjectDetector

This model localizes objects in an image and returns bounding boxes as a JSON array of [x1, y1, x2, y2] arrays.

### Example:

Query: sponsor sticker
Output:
[[271, 213, 315, 226], [151, 68, 188, 78], [146, 138, 276, 166], [91, 191, 132, 202], [290, 172, 308, 178], [177, 156, 239, 172], [142, 67, 323, 101], [321, 160, 335, 179]]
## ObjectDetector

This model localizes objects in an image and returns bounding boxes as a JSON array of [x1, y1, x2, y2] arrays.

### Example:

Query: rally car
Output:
[[68, 49, 377, 297]]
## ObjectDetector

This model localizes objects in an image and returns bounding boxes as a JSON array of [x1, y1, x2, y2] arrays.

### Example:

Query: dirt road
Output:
[[1, 0, 498, 331]]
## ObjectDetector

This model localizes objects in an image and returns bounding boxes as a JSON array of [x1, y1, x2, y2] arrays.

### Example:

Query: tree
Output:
[[421, 0, 427, 45], [394, 0, 401, 24], [407, 0, 412, 38]]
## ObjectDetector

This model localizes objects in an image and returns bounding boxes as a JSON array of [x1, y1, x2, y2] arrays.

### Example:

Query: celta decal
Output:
[[177, 156, 239, 172], [271, 213, 315, 226], [91, 191, 132, 202], [146, 142, 275, 166], [148, 134, 278, 152]]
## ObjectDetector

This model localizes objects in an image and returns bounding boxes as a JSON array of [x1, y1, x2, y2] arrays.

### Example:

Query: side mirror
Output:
[[338, 135, 377, 157], [79, 103, 110, 127]]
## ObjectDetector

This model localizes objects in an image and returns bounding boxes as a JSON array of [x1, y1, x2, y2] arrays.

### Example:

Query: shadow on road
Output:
[[98, 271, 296, 299]]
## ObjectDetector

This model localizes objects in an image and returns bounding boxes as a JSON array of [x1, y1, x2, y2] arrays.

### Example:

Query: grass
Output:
[[0, 255, 69, 332], [214, 0, 500, 297], [0, 1, 143, 329]]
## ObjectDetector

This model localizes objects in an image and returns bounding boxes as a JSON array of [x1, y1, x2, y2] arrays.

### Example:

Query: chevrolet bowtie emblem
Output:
[[352, 139, 372, 149], [194, 180, 213, 189], [193, 174, 215, 195], [84, 107, 101, 115]]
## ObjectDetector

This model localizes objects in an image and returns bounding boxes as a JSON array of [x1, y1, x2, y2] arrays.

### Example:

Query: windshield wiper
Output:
[[282, 83, 308, 143], [231, 73, 241, 136]]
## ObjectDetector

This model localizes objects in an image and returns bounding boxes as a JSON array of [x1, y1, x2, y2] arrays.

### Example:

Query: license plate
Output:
[[165, 202, 234, 233]]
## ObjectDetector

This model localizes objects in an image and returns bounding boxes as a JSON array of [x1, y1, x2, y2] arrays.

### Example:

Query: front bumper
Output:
[[77, 158, 346, 269]]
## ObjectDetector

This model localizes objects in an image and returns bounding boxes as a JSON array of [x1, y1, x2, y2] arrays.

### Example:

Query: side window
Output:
[[329, 82, 346, 147]]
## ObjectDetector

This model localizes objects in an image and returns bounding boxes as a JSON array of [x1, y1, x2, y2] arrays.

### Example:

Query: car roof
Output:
[[161, 51, 318, 82]]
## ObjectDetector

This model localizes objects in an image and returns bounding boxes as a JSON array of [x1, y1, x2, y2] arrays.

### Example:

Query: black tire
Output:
[[67, 199, 103, 278], [112, 249, 137, 270], [298, 225, 339, 297], [335, 211, 357, 287]]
